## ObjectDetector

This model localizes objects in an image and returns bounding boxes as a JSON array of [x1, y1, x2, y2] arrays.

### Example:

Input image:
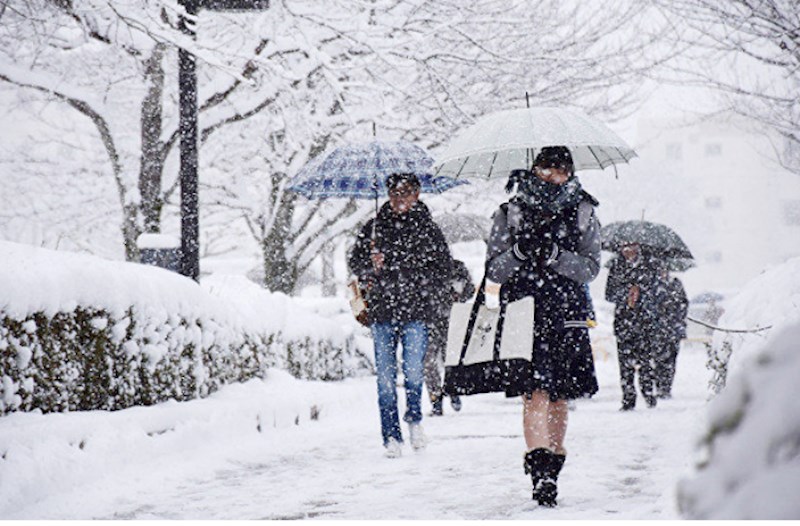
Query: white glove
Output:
[[485, 280, 501, 310]]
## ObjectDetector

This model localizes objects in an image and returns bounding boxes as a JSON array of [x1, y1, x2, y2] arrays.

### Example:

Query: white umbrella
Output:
[[433, 212, 491, 244], [434, 107, 636, 179]]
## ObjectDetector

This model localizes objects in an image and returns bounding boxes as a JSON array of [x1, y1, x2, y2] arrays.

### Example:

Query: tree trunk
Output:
[[122, 203, 140, 262], [261, 186, 298, 293], [138, 43, 167, 234], [321, 240, 336, 297]]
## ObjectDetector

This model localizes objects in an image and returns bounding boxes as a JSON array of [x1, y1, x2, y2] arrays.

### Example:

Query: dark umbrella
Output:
[[665, 257, 695, 272], [604, 255, 695, 272], [601, 220, 693, 259], [691, 291, 724, 304]]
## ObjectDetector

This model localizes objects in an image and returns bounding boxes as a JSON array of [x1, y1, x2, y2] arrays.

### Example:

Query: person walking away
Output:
[[484, 146, 601, 506], [605, 243, 662, 410], [654, 268, 688, 398], [425, 258, 475, 416], [348, 172, 454, 458]]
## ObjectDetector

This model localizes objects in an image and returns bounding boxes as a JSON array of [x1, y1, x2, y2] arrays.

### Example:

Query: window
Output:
[[705, 143, 722, 156], [705, 196, 722, 209], [783, 200, 800, 226], [666, 143, 682, 161]]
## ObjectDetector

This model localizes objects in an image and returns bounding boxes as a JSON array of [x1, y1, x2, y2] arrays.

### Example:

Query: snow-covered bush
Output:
[[0, 241, 371, 415], [707, 257, 800, 387], [678, 258, 800, 518]]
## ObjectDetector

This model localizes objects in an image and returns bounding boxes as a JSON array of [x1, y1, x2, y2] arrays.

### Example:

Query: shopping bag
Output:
[[347, 277, 370, 326], [443, 279, 534, 396]]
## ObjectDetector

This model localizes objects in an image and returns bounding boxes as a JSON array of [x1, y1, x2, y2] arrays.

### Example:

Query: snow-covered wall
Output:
[[0, 241, 371, 415]]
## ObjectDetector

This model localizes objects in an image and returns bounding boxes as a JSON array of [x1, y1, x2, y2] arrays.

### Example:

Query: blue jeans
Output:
[[371, 321, 427, 446]]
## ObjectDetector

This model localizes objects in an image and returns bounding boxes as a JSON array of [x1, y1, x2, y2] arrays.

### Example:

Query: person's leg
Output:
[[371, 322, 402, 445], [400, 321, 427, 425], [663, 339, 680, 396], [652, 338, 668, 397], [523, 391, 567, 507], [617, 341, 637, 409], [637, 339, 658, 407], [548, 399, 569, 455], [657, 337, 677, 398], [523, 390, 551, 450], [423, 320, 444, 414]]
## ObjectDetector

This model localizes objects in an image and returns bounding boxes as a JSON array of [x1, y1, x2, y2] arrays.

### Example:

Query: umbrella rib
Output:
[[455, 156, 469, 179], [486, 151, 499, 179], [587, 145, 604, 171]]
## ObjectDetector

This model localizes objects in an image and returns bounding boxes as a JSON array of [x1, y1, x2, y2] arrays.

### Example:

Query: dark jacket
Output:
[[488, 195, 601, 333], [348, 201, 453, 323], [605, 255, 663, 339], [430, 259, 475, 321], [658, 276, 688, 340], [484, 192, 601, 400]]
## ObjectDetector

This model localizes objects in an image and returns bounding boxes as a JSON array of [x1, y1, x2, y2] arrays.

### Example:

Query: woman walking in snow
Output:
[[484, 146, 601, 506]]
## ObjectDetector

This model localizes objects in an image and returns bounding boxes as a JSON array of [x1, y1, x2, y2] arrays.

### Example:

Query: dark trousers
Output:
[[655, 338, 681, 396], [423, 317, 448, 401], [617, 335, 658, 407]]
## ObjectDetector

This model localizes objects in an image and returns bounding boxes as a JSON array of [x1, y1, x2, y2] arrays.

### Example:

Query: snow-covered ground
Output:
[[1, 338, 711, 519], [2, 245, 797, 519]]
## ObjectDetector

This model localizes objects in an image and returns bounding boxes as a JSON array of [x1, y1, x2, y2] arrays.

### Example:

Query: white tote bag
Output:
[[444, 294, 534, 395]]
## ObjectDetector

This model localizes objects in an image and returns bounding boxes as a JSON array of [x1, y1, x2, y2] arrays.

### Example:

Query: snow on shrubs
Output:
[[678, 257, 800, 519], [0, 241, 371, 415]]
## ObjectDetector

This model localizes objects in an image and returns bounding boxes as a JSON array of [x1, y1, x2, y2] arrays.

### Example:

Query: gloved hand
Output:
[[513, 230, 558, 265]]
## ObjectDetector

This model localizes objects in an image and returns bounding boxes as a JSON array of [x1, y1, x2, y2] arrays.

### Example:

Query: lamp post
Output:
[[178, 0, 269, 281]]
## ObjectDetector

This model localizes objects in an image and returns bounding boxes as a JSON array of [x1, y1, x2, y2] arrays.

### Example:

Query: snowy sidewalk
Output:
[[1, 345, 709, 519]]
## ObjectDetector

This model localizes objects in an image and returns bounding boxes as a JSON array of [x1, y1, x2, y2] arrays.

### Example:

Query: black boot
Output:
[[429, 394, 443, 416], [523, 448, 566, 507]]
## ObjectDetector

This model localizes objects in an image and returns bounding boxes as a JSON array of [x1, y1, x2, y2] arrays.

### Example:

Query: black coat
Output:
[[605, 256, 663, 339], [348, 201, 453, 323], [429, 258, 475, 321], [486, 196, 600, 400], [658, 276, 688, 340]]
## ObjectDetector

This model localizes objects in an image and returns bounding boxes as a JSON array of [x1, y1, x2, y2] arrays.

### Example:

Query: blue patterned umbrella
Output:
[[288, 140, 467, 199]]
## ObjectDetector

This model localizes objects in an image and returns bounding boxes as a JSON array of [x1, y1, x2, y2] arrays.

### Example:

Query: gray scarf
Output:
[[511, 171, 584, 213]]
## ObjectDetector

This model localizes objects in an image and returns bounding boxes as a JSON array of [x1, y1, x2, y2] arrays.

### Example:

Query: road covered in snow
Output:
[[1, 342, 711, 520]]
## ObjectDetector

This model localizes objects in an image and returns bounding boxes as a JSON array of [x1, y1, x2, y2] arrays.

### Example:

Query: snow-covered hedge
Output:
[[678, 258, 800, 519], [709, 257, 800, 383], [0, 241, 371, 415]]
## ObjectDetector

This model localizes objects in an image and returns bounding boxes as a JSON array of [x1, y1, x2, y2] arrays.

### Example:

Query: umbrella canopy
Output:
[[604, 255, 695, 272], [601, 220, 693, 259], [691, 291, 724, 304], [665, 257, 696, 272], [434, 107, 637, 179], [433, 212, 491, 244], [289, 140, 466, 199]]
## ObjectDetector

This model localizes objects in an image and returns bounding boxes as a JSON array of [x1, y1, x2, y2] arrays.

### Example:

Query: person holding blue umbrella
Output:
[[348, 172, 455, 458], [289, 140, 465, 457]]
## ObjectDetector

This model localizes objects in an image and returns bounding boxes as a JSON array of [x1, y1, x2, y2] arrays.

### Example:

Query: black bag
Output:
[[443, 275, 535, 396]]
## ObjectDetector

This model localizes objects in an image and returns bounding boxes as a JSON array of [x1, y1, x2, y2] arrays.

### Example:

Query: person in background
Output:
[[654, 267, 688, 398], [425, 258, 475, 416], [605, 243, 662, 410], [484, 146, 601, 506], [348, 172, 454, 458]]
